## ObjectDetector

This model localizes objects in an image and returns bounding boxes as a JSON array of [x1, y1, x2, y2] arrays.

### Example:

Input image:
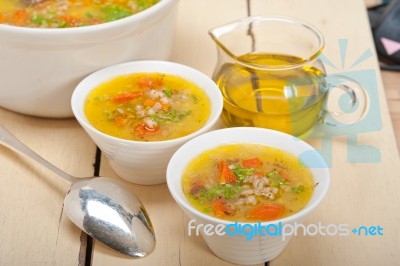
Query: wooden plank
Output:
[[90, 158, 244, 266], [382, 70, 400, 152], [90, 0, 250, 265], [169, 0, 247, 76], [249, 0, 400, 265], [0, 108, 96, 266]]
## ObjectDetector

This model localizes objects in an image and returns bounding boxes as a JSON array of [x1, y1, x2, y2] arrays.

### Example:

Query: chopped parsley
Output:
[[194, 184, 242, 203], [267, 170, 287, 187], [164, 87, 172, 98], [231, 166, 255, 181], [292, 185, 305, 194]]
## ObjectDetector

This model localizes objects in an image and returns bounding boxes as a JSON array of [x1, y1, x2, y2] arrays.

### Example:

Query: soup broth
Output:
[[85, 72, 211, 142], [0, 0, 159, 28], [215, 53, 327, 137], [182, 144, 314, 222]]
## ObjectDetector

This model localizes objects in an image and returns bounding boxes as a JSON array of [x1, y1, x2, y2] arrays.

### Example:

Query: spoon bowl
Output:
[[65, 177, 155, 257], [0, 124, 155, 257]]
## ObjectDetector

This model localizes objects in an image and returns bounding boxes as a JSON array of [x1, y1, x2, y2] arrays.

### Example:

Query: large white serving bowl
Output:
[[72, 60, 223, 185], [167, 127, 330, 265], [0, 0, 178, 118]]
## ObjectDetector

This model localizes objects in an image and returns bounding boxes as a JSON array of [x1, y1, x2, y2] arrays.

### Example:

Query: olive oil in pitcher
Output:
[[214, 53, 327, 137]]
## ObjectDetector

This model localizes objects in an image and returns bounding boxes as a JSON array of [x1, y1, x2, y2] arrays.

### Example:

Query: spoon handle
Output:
[[0, 124, 78, 184]]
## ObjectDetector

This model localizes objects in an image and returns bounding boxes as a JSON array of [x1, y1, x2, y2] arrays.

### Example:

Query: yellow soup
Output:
[[85, 73, 211, 142], [182, 144, 314, 222], [0, 0, 159, 28]]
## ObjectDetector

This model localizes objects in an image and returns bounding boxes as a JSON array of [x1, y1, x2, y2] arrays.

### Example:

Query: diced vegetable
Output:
[[267, 170, 287, 187], [231, 166, 255, 181], [292, 185, 305, 194], [114, 115, 128, 126], [194, 184, 242, 201], [143, 98, 157, 107], [13, 10, 28, 25], [242, 157, 262, 168], [112, 92, 143, 103], [246, 204, 284, 220], [212, 199, 228, 217], [101, 4, 133, 22], [137, 76, 163, 89], [218, 160, 237, 184], [134, 121, 159, 136], [164, 87, 172, 97]]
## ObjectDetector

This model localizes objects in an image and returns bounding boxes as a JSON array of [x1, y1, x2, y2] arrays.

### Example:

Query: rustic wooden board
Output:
[[0, 109, 96, 266], [1, 0, 399, 265]]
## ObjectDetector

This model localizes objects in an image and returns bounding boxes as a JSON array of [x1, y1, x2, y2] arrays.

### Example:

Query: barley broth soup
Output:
[[182, 143, 314, 222], [0, 0, 159, 28], [84, 72, 211, 142]]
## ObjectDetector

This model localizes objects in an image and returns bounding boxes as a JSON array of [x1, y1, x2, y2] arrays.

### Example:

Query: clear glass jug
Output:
[[209, 16, 367, 137]]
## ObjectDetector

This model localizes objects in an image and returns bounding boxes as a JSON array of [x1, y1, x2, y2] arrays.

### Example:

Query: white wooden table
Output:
[[1, 0, 399, 265]]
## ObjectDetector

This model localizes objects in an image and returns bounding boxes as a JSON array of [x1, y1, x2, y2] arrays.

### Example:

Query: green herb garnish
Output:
[[267, 170, 287, 187], [292, 185, 305, 194], [196, 184, 242, 202], [231, 166, 255, 181], [102, 4, 133, 22], [149, 114, 165, 124], [191, 94, 199, 104], [163, 110, 191, 122], [164, 87, 172, 98]]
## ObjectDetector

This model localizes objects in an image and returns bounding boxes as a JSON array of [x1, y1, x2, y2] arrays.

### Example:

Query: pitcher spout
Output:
[[208, 16, 261, 62], [209, 16, 325, 70]]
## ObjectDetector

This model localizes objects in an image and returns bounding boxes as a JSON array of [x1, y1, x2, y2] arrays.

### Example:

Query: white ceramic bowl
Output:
[[71, 60, 223, 185], [0, 0, 178, 118], [167, 127, 330, 265]]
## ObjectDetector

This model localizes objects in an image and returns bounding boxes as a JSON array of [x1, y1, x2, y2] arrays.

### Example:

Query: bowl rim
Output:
[[0, 0, 178, 35], [71, 60, 223, 146], [166, 127, 330, 226]]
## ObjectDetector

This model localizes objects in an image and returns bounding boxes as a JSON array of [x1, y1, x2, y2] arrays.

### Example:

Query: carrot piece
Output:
[[242, 158, 262, 168], [143, 98, 157, 107], [58, 15, 79, 27], [246, 204, 284, 221], [114, 115, 127, 126], [279, 169, 290, 181], [137, 77, 152, 89], [161, 103, 170, 111], [134, 122, 159, 137], [13, 10, 28, 25], [212, 199, 227, 218], [137, 77, 163, 89], [254, 171, 266, 177], [112, 92, 142, 103], [218, 160, 237, 184]]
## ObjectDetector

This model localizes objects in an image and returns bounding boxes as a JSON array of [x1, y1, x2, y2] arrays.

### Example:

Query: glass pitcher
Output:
[[209, 16, 367, 137]]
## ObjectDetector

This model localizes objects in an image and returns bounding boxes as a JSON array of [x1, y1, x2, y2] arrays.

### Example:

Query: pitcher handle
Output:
[[321, 75, 368, 126]]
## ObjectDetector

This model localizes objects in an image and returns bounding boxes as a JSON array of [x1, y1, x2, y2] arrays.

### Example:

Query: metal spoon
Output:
[[0, 124, 155, 258]]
